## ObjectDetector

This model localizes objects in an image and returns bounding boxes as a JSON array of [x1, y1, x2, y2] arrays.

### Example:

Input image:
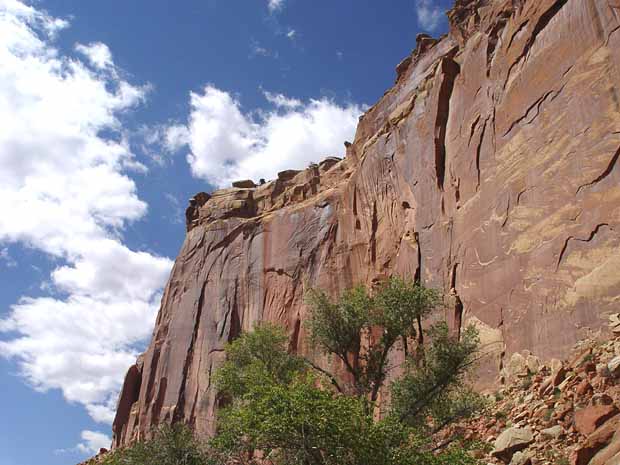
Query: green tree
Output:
[[109, 278, 483, 465], [214, 374, 370, 465], [101, 424, 212, 465], [215, 322, 306, 399], [305, 277, 442, 402], [390, 322, 483, 432], [211, 286, 482, 465], [306, 276, 483, 438]]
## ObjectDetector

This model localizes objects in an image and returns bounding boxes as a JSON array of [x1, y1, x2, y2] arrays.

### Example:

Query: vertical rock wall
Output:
[[113, 0, 620, 447]]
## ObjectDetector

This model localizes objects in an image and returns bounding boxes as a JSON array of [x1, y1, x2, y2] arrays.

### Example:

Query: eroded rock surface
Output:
[[112, 0, 620, 447]]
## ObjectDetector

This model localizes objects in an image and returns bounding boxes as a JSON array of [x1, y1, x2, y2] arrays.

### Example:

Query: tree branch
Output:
[[398, 356, 481, 423], [305, 360, 344, 394]]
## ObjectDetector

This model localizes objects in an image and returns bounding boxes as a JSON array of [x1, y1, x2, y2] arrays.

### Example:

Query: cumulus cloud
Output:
[[164, 124, 191, 152], [415, 0, 444, 32], [56, 430, 111, 455], [0, 0, 173, 426], [76, 430, 112, 454], [167, 86, 364, 187]]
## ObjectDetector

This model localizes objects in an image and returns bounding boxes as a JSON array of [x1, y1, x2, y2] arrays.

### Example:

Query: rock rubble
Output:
[[442, 323, 620, 465]]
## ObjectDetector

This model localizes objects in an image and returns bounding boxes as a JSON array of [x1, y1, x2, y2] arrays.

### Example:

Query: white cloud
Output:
[[76, 430, 112, 454], [0, 0, 173, 426], [133, 123, 190, 166], [56, 430, 111, 455], [164, 124, 190, 152], [75, 42, 113, 70], [415, 0, 443, 32], [268, 0, 284, 13], [168, 86, 364, 187]]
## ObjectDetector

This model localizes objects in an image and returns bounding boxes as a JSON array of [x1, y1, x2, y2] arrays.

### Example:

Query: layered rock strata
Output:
[[112, 0, 620, 447]]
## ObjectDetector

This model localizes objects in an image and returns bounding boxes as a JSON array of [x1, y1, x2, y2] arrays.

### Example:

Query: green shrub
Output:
[[101, 424, 212, 465]]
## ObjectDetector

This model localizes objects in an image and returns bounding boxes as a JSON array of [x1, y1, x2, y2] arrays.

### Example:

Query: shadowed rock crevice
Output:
[[475, 118, 489, 189], [556, 224, 611, 271], [504, 0, 570, 89], [576, 145, 620, 194], [434, 56, 461, 191], [370, 201, 378, 264], [151, 377, 167, 426], [450, 263, 463, 340]]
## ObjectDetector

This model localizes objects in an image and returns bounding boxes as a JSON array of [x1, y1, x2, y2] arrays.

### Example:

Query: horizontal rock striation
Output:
[[112, 0, 620, 447]]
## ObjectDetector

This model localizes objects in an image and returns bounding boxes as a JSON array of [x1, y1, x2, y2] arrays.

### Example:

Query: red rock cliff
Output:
[[112, 0, 620, 447]]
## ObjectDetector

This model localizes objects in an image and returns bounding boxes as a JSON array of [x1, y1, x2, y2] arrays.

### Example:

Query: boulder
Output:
[[509, 450, 532, 465], [277, 169, 301, 181], [574, 404, 619, 436], [608, 356, 620, 377], [492, 427, 534, 463], [506, 353, 529, 379], [552, 367, 567, 387], [590, 436, 620, 465], [571, 415, 620, 465], [576, 379, 593, 396], [526, 355, 541, 374], [231, 179, 256, 189], [540, 425, 564, 440], [550, 359, 563, 373], [609, 314, 620, 334], [592, 394, 614, 406]]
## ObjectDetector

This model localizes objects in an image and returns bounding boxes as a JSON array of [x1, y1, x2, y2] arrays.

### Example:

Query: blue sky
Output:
[[0, 0, 449, 463]]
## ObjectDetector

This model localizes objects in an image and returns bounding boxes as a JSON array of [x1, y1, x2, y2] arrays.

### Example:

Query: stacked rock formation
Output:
[[112, 0, 620, 449]]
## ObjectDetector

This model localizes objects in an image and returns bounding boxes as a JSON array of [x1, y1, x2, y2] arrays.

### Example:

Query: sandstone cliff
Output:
[[112, 0, 620, 447]]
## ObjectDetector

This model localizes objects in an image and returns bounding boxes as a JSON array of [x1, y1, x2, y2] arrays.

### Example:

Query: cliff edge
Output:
[[112, 0, 620, 447]]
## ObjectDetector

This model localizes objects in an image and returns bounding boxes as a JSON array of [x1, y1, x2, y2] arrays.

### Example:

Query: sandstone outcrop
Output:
[[112, 0, 620, 448]]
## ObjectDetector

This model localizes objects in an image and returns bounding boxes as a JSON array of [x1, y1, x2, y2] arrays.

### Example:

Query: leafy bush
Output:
[[215, 322, 306, 399], [214, 374, 371, 465], [101, 424, 212, 465]]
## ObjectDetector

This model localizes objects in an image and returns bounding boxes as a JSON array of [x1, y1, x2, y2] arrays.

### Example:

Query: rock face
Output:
[[112, 0, 620, 448]]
